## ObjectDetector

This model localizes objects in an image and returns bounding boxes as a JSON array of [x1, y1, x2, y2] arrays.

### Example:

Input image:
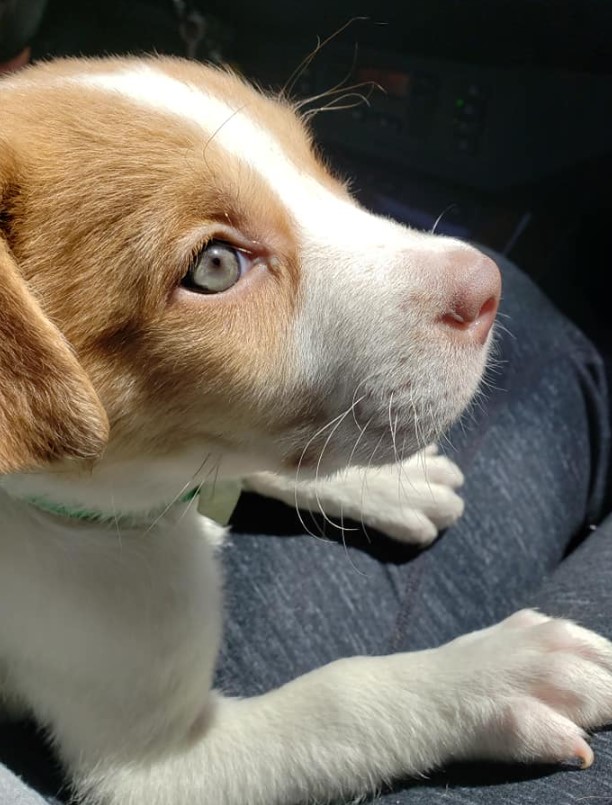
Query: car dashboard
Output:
[[30, 0, 612, 350]]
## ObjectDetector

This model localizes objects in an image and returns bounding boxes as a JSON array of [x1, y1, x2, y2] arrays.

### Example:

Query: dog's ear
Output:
[[0, 165, 109, 475]]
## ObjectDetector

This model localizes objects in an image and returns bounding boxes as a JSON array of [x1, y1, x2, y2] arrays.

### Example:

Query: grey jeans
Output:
[[1, 256, 611, 804]]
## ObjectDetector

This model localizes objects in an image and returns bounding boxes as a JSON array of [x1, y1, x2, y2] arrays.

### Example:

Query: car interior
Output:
[[10, 0, 611, 354], [1, 1, 611, 800]]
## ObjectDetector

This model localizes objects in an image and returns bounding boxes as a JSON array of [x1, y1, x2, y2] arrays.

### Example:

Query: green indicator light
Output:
[[456, 98, 465, 108]]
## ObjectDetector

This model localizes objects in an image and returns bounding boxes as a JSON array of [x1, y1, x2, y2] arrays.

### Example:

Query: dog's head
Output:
[[0, 57, 500, 506]]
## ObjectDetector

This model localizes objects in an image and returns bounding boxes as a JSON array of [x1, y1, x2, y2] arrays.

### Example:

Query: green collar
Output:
[[22, 480, 242, 527]]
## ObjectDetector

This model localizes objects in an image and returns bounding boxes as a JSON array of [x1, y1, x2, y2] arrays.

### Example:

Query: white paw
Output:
[[243, 445, 464, 546], [444, 609, 612, 768], [378, 445, 464, 544]]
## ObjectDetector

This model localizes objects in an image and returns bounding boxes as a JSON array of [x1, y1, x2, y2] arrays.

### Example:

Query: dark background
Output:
[[2, 0, 612, 358]]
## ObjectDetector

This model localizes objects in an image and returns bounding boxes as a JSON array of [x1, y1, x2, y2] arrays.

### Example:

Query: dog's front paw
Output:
[[243, 445, 463, 546], [445, 609, 612, 768], [371, 445, 464, 544]]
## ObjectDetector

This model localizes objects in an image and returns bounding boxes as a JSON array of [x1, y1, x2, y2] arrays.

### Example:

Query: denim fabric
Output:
[[0, 765, 48, 805], [0, 256, 610, 804], [376, 516, 612, 805]]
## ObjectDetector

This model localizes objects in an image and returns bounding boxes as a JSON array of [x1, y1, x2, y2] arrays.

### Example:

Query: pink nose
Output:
[[439, 251, 501, 344]]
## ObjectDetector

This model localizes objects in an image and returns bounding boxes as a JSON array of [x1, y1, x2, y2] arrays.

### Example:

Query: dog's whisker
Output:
[[303, 90, 375, 122], [333, 491, 368, 577], [386, 392, 418, 517], [142, 453, 213, 538], [408, 385, 426, 456], [387, 392, 398, 465], [340, 518, 368, 577], [295, 79, 377, 111], [296, 504, 328, 543], [430, 203, 458, 235], [292, 490, 329, 543], [201, 104, 249, 167], [175, 477, 207, 528], [292, 40, 368, 113], [389, 409, 417, 517], [349, 374, 379, 433], [313, 406, 360, 534], [279, 17, 368, 101], [345, 415, 375, 496], [293, 401, 365, 541], [358, 431, 386, 544]]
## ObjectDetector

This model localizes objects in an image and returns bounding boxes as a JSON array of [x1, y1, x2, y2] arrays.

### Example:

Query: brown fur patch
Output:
[[0, 56, 335, 468], [0, 232, 109, 473]]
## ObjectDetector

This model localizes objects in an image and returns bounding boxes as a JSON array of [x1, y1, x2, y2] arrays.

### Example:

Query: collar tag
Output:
[[197, 480, 242, 526]]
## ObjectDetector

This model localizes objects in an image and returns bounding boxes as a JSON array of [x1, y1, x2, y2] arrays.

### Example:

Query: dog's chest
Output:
[[0, 498, 224, 708]]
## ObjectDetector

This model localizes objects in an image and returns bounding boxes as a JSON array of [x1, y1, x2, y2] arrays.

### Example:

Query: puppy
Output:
[[1, 57, 611, 805]]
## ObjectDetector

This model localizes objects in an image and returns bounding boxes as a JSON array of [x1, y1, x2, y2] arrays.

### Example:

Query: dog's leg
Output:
[[244, 445, 464, 545], [66, 611, 612, 805], [6, 515, 611, 804]]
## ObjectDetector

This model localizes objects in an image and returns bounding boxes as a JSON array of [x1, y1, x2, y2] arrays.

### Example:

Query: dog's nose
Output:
[[438, 251, 501, 345]]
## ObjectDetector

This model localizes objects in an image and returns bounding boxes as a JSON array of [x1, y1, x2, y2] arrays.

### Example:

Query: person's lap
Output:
[[0, 256, 610, 804]]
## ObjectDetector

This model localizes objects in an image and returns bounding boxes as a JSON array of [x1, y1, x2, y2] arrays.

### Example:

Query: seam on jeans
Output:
[[388, 556, 428, 653]]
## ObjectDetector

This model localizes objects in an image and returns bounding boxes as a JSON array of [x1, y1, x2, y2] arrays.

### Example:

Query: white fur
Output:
[[2, 498, 610, 805], [245, 445, 465, 545], [78, 67, 488, 474], [2, 61, 612, 805], [80, 67, 412, 247]]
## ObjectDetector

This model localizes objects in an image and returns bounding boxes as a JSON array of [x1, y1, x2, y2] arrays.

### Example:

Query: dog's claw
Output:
[[575, 739, 595, 769]]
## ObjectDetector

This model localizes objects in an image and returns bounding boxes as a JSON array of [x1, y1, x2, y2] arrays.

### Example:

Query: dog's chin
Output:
[[291, 363, 487, 478], [285, 331, 493, 478], [280, 399, 468, 481]]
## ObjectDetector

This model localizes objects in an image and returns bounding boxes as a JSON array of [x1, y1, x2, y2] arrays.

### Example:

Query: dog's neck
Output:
[[17, 481, 243, 527], [0, 449, 258, 526], [18, 485, 201, 527]]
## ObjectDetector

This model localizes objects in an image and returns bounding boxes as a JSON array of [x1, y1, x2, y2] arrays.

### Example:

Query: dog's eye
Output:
[[182, 241, 244, 294]]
